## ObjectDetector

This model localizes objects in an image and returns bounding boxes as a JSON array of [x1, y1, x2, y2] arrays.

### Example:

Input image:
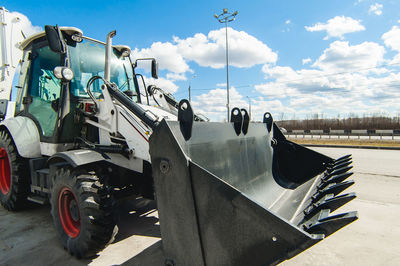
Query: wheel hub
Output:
[[69, 199, 79, 222], [0, 148, 11, 195], [58, 187, 81, 238]]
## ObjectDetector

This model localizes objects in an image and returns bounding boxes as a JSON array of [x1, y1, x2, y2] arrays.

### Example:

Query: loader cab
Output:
[[14, 27, 139, 147], [15, 28, 82, 146]]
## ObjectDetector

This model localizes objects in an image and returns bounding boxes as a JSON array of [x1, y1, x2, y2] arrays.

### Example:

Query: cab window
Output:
[[28, 45, 61, 137]]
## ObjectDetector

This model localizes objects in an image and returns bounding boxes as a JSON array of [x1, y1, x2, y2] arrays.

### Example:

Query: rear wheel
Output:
[[51, 168, 117, 258], [0, 130, 29, 210]]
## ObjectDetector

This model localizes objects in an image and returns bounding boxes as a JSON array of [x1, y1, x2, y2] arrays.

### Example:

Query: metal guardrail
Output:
[[284, 129, 400, 140]]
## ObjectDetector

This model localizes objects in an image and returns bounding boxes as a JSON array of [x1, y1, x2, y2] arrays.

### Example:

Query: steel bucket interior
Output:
[[172, 121, 335, 223]]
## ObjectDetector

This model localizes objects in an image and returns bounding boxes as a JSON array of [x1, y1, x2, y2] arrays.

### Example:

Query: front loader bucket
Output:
[[150, 112, 357, 265]]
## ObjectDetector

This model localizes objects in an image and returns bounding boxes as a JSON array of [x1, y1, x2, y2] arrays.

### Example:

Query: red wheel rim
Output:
[[0, 148, 11, 195], [58, 187, 81, 238]]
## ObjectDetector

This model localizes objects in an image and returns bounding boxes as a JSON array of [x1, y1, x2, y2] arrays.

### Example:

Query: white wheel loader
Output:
[[0, 7, 357, 264]]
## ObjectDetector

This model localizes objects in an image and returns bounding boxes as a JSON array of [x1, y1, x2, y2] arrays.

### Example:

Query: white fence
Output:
[[285, 129, 400, 141]]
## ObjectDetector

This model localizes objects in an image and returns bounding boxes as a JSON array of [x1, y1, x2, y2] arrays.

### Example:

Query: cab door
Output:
[[25, 42, 63, 140]]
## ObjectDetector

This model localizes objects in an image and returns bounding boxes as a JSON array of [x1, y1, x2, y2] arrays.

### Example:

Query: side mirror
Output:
[[45, 25, 63, 53], [151, 59, 159, 79]]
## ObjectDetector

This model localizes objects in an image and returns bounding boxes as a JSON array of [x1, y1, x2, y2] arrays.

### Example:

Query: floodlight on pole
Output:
[[214, 8, 238, 122]]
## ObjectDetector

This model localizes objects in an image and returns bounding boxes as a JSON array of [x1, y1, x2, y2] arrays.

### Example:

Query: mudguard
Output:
[[49, 149, 143, 173], [0, 116, 41, 158]]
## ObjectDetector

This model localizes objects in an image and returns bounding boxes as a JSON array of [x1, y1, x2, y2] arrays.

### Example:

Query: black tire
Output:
[[51, 168, 118, 258], [0, 130, 30, 211]]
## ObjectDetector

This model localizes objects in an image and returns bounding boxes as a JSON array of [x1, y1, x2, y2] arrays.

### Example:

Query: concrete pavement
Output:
[[283, 147, 400, 265], [0, 147, 399, 265]]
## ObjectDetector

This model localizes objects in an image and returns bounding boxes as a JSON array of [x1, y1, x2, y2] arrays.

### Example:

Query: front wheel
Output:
[[51, 168, 117, 258], [0, 130, 29, 210]]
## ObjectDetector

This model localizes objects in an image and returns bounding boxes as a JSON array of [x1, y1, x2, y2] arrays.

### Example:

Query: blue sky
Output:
[[5, 0, 400, 121]]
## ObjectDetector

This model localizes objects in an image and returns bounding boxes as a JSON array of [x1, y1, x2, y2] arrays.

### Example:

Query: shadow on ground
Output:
[[0, 197, 163, 266]]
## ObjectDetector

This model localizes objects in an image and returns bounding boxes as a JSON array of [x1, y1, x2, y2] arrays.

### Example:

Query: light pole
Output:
[[246, 96, 251, 120], [214, 8, 238, 122], [188, 74, 197, 102]]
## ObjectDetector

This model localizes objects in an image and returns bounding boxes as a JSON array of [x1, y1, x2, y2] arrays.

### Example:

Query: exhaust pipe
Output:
[[104, 30, 116, 82]]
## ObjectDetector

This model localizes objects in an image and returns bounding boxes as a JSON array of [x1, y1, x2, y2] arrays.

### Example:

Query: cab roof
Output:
[[19, 26, 132, 55], [20, 27, 83, 50]]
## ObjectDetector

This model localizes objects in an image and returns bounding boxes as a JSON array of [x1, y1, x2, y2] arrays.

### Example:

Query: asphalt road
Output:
[[0, 147, 399, 265]]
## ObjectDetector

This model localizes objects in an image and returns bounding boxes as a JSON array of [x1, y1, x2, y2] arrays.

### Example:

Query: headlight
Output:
[[62, 67, 74, 81], [53, 66, 74, 81]]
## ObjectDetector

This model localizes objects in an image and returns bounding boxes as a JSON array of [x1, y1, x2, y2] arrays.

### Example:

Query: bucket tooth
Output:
[[312, 180, 355, 202], [304, 211, 358, 237], [304, 192, 356, 219], [326, 160, 352, 173], [309, 193, 335, 206], [301, 209, 330, 233], [322, 165, 353, 181], [303, 208, 331, 225], [331, 156, 352, 166], [318, 172, 353, 190], [333, 154, 352, 163]]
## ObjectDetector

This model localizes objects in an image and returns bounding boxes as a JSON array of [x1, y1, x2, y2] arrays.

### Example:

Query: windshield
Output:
[[68, 38, 135, 99]]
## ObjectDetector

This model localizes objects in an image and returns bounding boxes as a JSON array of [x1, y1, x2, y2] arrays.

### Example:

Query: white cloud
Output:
[[302, 58, 312, 65], [249, 98, 296, 120], [354, 0, 364, 5], [382, 26, 400, 52], [133, 42, 189, 74], [312, 41, 385, 72], [10, 11, 42, 37], [258, 65, 334, 96], [191, 87, 247, 121], [255, 81, 298, 99], [262, 65, 299, 81], [174, 28, 278, 68], [3, 10, 40, 75], [389, 54, 400, 64], [382, 26, 400, 64], [288, 93, 368, 114], [166, 73, 187, 81], [305, 16, 365, 40], [283, 19, 292, 32], [143, 76, 179, 94], [369, 3, 383, 16], [216, 83, 226, 87]]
